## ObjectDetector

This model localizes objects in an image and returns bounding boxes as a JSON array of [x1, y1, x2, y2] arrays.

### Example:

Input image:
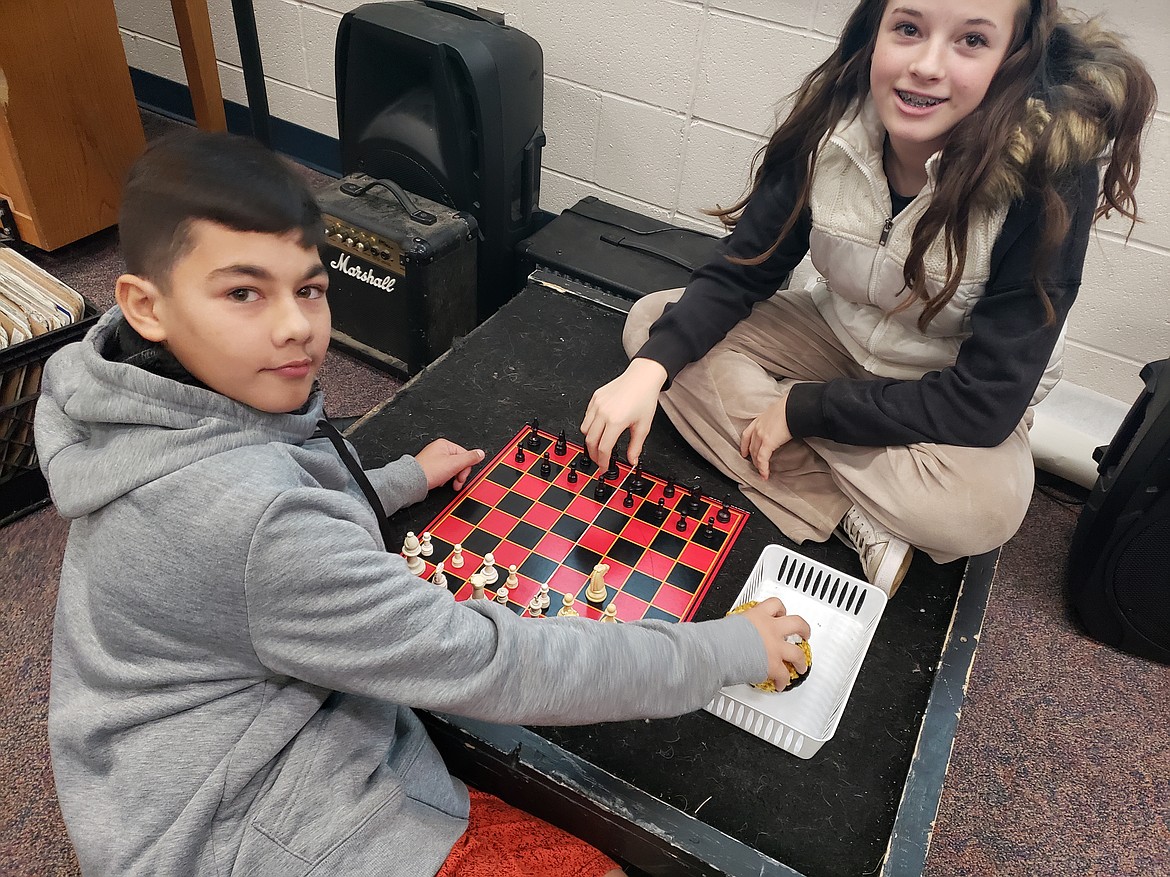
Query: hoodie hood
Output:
[[35, 307, 324, 519]]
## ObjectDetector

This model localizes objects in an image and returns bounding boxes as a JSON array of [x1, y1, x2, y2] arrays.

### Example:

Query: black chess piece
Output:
[[604, 461, 619, 481], [540, 452, 551, 478], [514, 445, 525, 464], [593, 479, 608, 501], [526, 427, 541, 450], [663, 478, 676, 498], [632, 464, 644, 491], [654, 497, 668, 524], [623, 488, 634, 508], [701, 517, 716, 541], [675, 511, 688, 532], [717, 500, 731, 523], [567, 460, 578, 484], [555, 429, 567, 456], [688, 480, 703, 515]]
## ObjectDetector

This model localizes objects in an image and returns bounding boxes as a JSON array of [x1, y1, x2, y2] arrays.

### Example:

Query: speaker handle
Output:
[[421, 1, 504, 26], [521, 129, 546, 226], [339, 178, 437, 226], [1095, 360, 1169, 476]]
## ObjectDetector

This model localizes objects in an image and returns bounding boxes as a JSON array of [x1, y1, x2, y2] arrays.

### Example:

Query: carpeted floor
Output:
[[1, 113, 1166, 876]]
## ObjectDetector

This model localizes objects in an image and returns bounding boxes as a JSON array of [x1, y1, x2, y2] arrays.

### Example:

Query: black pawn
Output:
[[555, 429, 567, 456], [514, 445, 526, 464], [623, 488, 634, 508], [567, 460, 578, 484], [717, 500, 731, 524], [663, 478, 676, 498], [701, 517, 716, 540], [593, 479, 607, 501], [654, 497, 668, 524], [632, 464, 645, 491], [540, 452, 551, 478], [526, 427, 541, 450], [675, 511, 688, 532]]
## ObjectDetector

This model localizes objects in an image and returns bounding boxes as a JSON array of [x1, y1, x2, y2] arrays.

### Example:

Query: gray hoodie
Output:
[[35, 308, 767, 876]]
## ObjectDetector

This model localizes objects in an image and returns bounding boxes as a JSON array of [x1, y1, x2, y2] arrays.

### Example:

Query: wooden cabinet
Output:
[[0, 0, 146, 250]]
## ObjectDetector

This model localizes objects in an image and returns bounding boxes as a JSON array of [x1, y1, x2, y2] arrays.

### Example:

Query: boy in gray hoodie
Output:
[[35, 131, 811, 877]]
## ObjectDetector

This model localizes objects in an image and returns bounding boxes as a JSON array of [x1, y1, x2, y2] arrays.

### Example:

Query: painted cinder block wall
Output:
[[114, 0, 1168, 403]]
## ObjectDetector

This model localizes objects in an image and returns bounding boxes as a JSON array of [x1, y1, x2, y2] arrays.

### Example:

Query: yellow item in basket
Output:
[[727, 600, 812, 691]]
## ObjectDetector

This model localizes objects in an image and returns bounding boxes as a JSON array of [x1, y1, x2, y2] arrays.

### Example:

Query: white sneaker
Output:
[[835, 505, 913, 596]]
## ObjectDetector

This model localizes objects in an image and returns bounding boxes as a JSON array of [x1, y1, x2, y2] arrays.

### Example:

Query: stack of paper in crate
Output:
[[0, 248, 88, 475]]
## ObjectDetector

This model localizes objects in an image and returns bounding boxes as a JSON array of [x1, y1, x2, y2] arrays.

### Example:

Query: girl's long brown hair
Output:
[[713, 0, 1157, 329]]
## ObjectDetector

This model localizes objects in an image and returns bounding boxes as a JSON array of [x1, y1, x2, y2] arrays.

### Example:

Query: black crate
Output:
[[0, 303, 100, 526]]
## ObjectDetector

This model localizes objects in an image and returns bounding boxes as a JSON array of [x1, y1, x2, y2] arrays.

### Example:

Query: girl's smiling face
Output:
[[870, 0, 1020, 173]]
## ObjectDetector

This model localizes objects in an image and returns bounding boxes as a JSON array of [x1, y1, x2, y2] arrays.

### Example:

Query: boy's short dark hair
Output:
[[119, 130, 325, 286]]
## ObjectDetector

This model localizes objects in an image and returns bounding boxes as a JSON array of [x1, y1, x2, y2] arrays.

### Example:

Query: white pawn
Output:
[[480, 552, 499, 585], [450, 544, 465, 569], [602, 603, 619, 623], [505, 564, 519, 590], [528, 595, 544, 618], [538, 583, 551, 610], [419, 531, 434, 556], [557, 593, 579, 617], [431, 561, 447, 588], [402, 531, 425, 576], [495, 586, 509, 605], [469, 572, 487, 600]]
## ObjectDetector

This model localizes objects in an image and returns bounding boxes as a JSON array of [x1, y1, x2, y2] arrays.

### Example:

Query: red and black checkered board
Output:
[[408, 426, 750, 621]]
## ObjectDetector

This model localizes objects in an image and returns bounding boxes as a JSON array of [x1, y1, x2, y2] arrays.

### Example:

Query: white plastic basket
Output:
[[704, 544, 887, 759]]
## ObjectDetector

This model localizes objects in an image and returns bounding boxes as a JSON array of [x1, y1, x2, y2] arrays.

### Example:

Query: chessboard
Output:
[[405, 423, 750, 621]]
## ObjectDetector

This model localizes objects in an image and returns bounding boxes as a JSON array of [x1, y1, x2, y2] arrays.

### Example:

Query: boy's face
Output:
[[146, 221, 330, 413]]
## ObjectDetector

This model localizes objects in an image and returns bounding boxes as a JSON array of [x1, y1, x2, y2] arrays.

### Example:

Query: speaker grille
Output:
[[1114, 513, 1170, 648]]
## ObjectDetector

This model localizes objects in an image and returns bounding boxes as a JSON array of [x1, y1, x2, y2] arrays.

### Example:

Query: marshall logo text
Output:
[[329, 252, 398, 292]]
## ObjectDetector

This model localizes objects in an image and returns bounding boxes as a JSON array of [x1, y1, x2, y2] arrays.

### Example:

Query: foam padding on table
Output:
[[348, 282, 967, 877]]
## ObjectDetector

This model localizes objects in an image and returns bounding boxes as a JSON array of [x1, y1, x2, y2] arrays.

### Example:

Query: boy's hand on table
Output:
[[581, 358, 668, 473], [416, 440, 484, 491], [742, 597, 811, 691]]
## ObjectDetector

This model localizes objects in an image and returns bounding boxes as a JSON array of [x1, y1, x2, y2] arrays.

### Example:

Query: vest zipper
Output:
[[879, 218, 893, 246]]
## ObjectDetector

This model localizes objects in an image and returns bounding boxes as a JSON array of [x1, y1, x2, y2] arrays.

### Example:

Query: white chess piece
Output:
[[480, 552, 499, 585], [527, 596, 544, 618], [402, 531, 425, 576], [431, 561, 447, 587], [557, 593, 579, 617], [419, 531, 434, 557], [495, 586, 509, 605], [538, 583, 551, 610], [601, 603, 619, 623], [450, 544, 465, 569], [469, 572, 487, 600], [585, 563, 609, 603], [505, 564, 519, 590]]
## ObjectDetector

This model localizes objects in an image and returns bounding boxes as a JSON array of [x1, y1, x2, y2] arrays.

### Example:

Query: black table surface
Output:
[[347, 279, 985, 877]]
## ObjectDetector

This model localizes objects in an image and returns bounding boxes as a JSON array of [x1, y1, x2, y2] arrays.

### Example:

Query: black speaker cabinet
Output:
[[1068, 359, 1170, 663], [336, 1, 545, 322]]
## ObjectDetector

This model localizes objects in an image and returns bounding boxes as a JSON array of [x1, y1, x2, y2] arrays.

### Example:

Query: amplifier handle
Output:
[[339, 178, 438, 226], [421, 1, 504, 26]]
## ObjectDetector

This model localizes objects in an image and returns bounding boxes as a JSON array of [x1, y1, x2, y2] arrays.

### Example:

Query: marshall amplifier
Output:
[[317, 174, 478, 377]]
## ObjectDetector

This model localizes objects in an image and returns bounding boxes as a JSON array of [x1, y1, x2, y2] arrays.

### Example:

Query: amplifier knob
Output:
[[345, 237, 354, 246], [356, 242, 365, 251]]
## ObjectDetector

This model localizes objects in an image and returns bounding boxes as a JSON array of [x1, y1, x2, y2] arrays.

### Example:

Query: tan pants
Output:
[[625, 289, 1035, 564]]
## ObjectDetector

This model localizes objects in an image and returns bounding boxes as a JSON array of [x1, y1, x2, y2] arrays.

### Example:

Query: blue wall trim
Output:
[[128, 68, 342, 178]]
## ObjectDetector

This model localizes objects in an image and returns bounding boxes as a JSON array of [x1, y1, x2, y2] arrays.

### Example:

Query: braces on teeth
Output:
[[898, 90, 942, 107]]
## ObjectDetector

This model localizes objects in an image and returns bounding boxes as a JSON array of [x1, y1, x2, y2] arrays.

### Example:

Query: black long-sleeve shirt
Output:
[[635, 161, 1098, 448]]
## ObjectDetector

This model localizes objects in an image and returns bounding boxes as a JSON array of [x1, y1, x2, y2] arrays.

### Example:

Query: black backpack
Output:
[[1068, 359, 1170, 663]]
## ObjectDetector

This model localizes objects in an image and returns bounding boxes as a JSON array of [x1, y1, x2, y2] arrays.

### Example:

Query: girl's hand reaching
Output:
[[581, 358, 668, 473], [740, 395, 792, 480]]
